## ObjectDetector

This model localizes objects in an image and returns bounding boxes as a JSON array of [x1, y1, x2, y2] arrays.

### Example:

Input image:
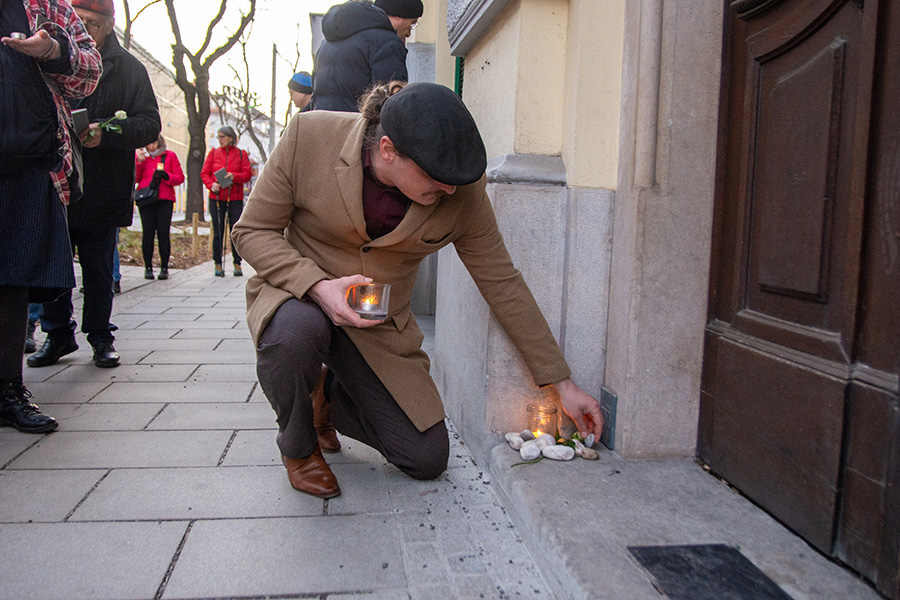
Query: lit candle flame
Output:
[[362, 295, 378, 305], [533, 429, 544, 437]]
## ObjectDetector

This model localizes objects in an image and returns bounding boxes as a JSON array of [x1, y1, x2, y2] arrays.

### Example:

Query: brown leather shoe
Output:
[[312, 366, 341, 453], [282, 446, 341, 498]]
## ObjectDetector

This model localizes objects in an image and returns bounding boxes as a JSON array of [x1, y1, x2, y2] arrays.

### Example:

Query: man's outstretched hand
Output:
[[553, 378, 603, 441]]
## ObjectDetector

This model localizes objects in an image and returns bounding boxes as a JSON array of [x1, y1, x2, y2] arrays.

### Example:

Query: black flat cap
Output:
[[380, 83, 486, 186], [374, 0, 423, 18]]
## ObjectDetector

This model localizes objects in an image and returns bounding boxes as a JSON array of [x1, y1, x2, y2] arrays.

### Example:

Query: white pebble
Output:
[[580, 447, 600, 460], [541, 445, 575, 461], [584, 433, 595, 448], [534, 436, 552, 451], [573, 439, 585, 456], [537, 433, 556, 445], [519, 440, 541, 461], [520, 430, 535, 441], [505, 432, 524, 450]]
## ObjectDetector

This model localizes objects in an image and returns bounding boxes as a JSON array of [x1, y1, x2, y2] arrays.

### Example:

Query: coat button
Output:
[[362, 247, 371, 253]]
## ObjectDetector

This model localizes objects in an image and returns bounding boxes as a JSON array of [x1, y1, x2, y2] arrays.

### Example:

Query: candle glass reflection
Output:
[[526, 401, 558, 438], [347, 283, 391, 320]]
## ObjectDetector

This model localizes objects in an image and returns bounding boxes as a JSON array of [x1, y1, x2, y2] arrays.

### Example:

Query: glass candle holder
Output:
[[526, 402, 558, 438], [347, 283, 391, 320]]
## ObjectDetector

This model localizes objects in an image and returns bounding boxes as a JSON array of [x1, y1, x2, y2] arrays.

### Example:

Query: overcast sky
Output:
[[112, 0, 341, 118]]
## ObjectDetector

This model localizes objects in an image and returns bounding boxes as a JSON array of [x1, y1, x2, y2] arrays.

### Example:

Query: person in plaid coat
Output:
[[0, 0, 101, 432]]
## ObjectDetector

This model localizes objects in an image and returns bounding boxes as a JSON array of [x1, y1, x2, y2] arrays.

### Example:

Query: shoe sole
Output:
[[0, 418, 59, 434]]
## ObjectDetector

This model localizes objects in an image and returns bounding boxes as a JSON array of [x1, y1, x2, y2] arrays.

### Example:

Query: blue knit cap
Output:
[[288, 72, 312, 94]]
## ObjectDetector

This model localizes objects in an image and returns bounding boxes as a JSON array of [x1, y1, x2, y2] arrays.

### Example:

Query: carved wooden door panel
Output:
[[700, 0, 900, 596]]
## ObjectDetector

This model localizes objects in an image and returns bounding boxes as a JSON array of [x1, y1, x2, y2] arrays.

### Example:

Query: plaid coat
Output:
[[232, 111, 571, 433], [22, 0, 102, 204]]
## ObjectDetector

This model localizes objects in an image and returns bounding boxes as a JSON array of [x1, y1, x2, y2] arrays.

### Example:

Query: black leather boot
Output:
[[26, 335, 78, 368], [157, 267, 168, 280], [0, 382, 58, 433], [91, 340, 120, 368], [23, 320, 37, 354]]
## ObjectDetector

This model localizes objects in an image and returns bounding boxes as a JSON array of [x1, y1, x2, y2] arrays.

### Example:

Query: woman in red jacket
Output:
[[134, 134, 185, 280], [201, 126, 253, 277]]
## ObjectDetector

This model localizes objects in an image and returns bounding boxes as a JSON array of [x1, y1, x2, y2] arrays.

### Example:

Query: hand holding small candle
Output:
[[347, 283, 391, 320]]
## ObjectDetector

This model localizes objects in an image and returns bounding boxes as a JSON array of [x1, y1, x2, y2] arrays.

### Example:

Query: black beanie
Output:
[[380, 83, 486, 186], [374, 0, 423, 18]]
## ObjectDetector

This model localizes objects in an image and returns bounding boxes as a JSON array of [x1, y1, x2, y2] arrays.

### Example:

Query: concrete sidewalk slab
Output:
[[70, 466, 323, 520], [0, 522, 186, 599], [162, 515, 408, 598], [7, 430, 232, 469]]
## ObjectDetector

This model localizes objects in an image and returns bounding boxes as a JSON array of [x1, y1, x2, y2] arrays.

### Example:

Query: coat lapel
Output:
[[335, 117, 369, 241], [368, 198, 440, 247], [332, 114, 442, 247]]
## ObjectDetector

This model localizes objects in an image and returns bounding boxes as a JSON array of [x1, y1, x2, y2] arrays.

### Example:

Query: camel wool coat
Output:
[[232, 110, 571, 433]]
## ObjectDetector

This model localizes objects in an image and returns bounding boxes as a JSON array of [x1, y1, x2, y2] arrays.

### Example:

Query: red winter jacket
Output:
[[134, 151, 185, 202], [200, 145, 253, 201]]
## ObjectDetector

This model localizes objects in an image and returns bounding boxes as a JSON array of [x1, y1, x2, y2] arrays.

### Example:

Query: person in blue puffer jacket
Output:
[[310, 0, 422, 112]]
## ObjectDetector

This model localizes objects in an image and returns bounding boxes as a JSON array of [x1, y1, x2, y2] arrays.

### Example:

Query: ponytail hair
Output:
[[360, 80, 407, 151]]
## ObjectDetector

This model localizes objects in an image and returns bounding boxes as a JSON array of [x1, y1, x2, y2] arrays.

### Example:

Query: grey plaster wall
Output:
[[605, 0, 723, 457], [436, 155, 614, 465]]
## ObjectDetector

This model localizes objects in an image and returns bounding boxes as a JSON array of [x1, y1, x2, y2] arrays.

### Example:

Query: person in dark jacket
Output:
[[28, 0, 160, 371], [309, 0, 423, 112]]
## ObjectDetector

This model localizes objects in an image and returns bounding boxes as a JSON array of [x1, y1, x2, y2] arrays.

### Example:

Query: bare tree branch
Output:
[[160, 0, 257, 222]]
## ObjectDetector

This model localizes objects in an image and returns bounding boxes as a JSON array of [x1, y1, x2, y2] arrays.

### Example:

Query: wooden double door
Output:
[[700, 0, 899, 597]]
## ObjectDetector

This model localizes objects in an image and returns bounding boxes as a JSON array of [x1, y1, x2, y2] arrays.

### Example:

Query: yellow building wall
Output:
[[563, 0, 624, 189], [456, 0, 624, 188]]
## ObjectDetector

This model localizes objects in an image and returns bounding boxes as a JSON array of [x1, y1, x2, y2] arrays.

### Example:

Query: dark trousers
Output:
[[209, 199, 242, 266], [138, 200, 173, 268], [41, 224, 117, 347], [256, 298, 449, 480]]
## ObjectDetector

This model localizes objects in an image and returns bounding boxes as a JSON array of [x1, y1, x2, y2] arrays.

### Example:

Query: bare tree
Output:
[[279, 23, 304, 126], [215, 30, 269, 162], [120, 0, 163, 50], [164, 0, 256, 222]]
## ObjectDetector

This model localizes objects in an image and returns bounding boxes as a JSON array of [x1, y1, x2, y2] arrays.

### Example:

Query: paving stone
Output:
[[111, 337, 219, 352], [162, 515, 406, 598], [22, 363, 68, 382], [329, 592, 410, 600], [20, 381, 110, 403], [0, 470, 105, 522], [139, 349, 253, 364], [0, 431, 41, 466], [136, 319, 239, 329], [0, 521, 186, 600], [147, 402, 276, 430], [324, 436, 387, 465], [43, 364, 197, 382], [219, 429, 282, 466], [196, 310, 248, 321], [188, 363, 259, 382], [328, 462, 392, 515], [8, 431, 232, 469], [70, 466, 322, 520], [402, 542, 449, 587], [172, 328, 251, 339], [92, 381, 255, 403], [447, 552, 488, 575], [41, 402, 162, 430], [109, 328, 182, 339]]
